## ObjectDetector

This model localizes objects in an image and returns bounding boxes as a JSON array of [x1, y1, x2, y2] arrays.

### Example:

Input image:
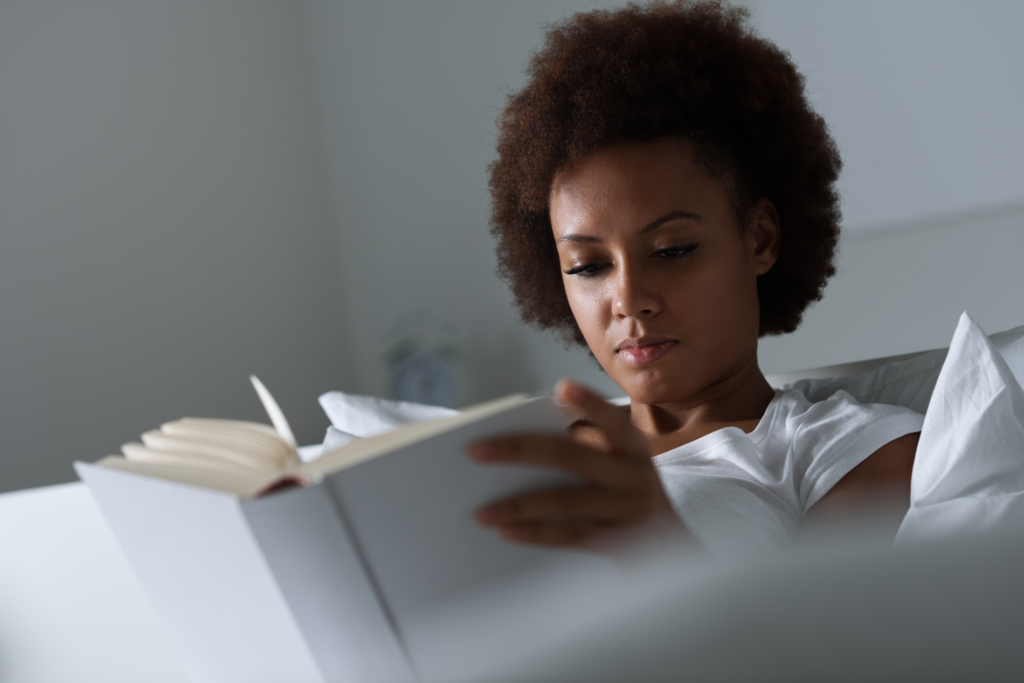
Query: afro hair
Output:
[[488, 0, 843, 346]]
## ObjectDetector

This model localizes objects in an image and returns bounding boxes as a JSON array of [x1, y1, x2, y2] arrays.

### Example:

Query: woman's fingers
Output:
[[475, 486, 653, 527], [497, 522, 606, 548], [555, 379, 648, 461], [468, 434, 646, 490], [466, 379, 688, 551]]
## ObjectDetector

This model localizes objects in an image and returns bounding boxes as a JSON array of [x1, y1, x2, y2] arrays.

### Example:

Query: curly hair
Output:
[[488, 0, 842, 346]]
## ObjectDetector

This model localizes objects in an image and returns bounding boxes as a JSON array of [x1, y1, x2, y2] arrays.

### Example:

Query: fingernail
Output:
[[562, 380, 587, 402], [552, 376, 585, 403], [468, 442, 495, 461], [475, 506, 499, 526]]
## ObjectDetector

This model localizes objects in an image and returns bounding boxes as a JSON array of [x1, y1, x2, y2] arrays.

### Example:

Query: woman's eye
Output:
[[654, 243, 698, 259], [563, 262, 605, 277]]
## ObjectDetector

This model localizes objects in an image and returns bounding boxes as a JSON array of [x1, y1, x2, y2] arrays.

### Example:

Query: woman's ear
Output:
[[746, 198, 781, 275]]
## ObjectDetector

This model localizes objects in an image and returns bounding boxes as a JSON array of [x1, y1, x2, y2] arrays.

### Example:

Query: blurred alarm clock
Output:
[[382, 321, 465, 408]]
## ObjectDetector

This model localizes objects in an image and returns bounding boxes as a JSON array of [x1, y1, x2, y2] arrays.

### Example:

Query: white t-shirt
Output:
[[653, 389, 924, 562]]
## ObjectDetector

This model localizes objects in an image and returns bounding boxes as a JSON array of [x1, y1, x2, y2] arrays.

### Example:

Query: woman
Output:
[[468, 1, 924, 561]]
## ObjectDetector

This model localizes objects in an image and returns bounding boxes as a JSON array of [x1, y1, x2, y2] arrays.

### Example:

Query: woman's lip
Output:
[[616, 340, 677, 366]]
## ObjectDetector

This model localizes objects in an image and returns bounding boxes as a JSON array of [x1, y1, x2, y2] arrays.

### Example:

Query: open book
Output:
[[77, 377, 591, 683], [93, 376, 538, 498]]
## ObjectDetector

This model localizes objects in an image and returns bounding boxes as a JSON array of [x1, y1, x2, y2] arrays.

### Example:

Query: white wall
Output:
[[0, 1, 345, 493]]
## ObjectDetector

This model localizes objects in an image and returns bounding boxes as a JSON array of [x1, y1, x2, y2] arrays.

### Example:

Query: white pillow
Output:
[[784, 320, 1024, 415], [301, 392, 462, 462], [318, 391, 459, 437], [895, 313, 1024, 542]]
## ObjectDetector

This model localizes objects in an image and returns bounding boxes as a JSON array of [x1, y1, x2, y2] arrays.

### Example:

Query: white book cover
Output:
[[78, 393, 618, 683]]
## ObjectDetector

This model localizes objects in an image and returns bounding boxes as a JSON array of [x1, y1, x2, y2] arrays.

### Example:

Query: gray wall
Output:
[[303, 0, 1024, 392], [759, 202, 1024, 374], [2, 0, 1022, 493], [0, 1, 345, 493], [747, 0, 1024, 230], [302, 0, 627, 405], [748, 0, 1024, 372]]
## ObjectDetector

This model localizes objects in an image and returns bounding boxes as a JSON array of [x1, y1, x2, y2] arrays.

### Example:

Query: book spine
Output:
[[241, 485, 417, 683]]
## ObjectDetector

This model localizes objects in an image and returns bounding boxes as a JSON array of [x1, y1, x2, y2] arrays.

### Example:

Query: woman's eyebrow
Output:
[[556, 210, 702, 244], [639, 210, 702, 234]]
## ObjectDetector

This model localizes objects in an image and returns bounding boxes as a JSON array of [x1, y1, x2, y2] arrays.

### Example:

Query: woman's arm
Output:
[[801, 431, 920, 540]]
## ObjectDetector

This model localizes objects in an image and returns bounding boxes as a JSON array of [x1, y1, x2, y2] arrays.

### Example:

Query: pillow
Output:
[[895, 313, 1024, 542], [300, 392, 462, 462], [784, 319, 1024, 415], [318, 391, 459, 437]]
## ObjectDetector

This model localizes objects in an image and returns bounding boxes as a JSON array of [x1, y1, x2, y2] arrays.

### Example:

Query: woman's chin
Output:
[[609, 366, 690, 406]]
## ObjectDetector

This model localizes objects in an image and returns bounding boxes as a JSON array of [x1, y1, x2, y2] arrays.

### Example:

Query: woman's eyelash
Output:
[[655, 243, 699, 258], [563, 244, 698, 276], [563, 262, 605, 276]]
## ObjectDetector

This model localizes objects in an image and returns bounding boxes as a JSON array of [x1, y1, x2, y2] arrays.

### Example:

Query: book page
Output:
[[92, 392, 538, 497], [95, 456, 276, 498], [162, 419, 294, 465]]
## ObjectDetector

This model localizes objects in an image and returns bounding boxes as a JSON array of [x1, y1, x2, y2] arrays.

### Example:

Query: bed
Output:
[[1, 313, 1021, 682]]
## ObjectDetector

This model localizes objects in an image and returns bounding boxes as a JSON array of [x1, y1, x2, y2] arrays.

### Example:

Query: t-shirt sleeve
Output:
[[791, 390, 925, 512]]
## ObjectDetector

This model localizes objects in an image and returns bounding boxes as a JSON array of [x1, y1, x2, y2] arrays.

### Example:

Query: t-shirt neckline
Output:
[[650, 389, 785, 463]]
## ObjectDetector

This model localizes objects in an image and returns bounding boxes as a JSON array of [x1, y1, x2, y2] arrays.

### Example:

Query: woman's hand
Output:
[[468, 379, 691, 551]]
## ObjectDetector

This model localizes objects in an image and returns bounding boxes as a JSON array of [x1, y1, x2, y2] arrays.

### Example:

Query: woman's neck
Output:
[[628, 352, 777, 455]]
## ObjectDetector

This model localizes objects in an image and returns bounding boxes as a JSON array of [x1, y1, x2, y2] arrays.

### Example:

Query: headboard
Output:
[[765, 350, 933, 389]]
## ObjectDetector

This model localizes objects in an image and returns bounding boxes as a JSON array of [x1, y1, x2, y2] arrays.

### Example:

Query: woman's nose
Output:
[[612, 266, 660, 319]]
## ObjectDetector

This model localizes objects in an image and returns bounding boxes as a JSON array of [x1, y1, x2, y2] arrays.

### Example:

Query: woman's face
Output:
[[549, 137, 779, 405]]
